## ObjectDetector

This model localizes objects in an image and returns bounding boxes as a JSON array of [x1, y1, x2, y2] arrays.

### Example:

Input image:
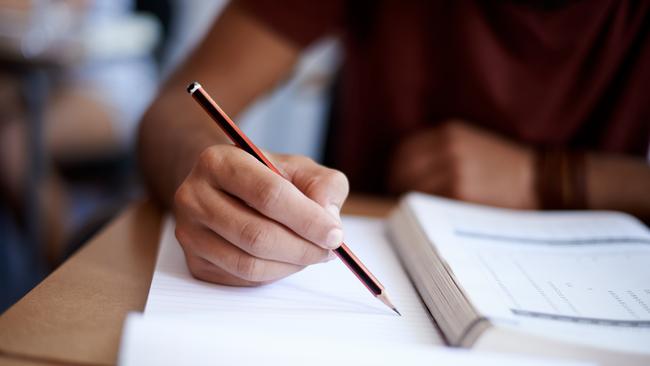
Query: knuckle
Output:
[[198, 146, 222, 168], [173, 184, 192, 209], [304, 169, 349, 201], [302, 174, 324, 197], [187, 261, 202, 280], [174, 225, 191, 247], [255, 179, 284, 211], [188, 265, 208, 282], [198, 145, 235, 175], [186, 256, 210, 281], [235, 254, 265, 282], [329, 169, 350, 194], [288, 154, 313, 166], [239, 221, 272, 256]]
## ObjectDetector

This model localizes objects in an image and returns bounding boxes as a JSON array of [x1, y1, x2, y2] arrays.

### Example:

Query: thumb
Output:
[[273, 154, 349, 221]]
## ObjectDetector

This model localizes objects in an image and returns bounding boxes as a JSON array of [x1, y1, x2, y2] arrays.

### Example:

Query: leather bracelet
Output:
[[535, 149, 587, 210], [566, 151, 587, 209], [535, 148, 563, 210]]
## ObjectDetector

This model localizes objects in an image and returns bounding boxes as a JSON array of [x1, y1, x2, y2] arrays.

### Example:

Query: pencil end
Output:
[[187, 82, 201, 94]]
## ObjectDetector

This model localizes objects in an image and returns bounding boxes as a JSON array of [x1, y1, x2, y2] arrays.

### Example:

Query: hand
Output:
[[173, 145, 349, 286], [388, 120, 538, 209]]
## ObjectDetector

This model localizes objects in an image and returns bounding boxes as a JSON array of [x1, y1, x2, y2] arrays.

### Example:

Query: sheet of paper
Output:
[[145, 215, 441, 346], [119, 313, 592, 366], [406, 193, 650, 354]]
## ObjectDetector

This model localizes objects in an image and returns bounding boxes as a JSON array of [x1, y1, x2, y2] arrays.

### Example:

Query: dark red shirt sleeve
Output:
[[236, 0, 346, 48]]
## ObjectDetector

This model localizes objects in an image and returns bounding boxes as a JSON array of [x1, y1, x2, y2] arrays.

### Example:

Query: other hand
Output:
[[388, 120, 537, 209]]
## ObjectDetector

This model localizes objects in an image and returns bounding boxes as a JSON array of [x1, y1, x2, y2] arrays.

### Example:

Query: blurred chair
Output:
[[0, 0, 160, 312]]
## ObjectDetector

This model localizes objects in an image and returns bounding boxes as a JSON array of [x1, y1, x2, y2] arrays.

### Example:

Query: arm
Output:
[[388, 120, 650, 222], [138, 3, 349, 286], [586, 152, 650, 221], [139, 3, 299, 205]]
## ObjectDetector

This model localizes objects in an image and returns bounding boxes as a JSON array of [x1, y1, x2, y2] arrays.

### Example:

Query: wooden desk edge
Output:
[[0, 200, 163, 366], [0, 195, 395, 366]]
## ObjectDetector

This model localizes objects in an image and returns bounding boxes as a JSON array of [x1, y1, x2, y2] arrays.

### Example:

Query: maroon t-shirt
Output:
[[239, 0, 650, 193]]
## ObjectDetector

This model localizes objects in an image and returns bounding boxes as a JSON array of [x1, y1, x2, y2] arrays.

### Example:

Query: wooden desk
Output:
[[0, 196, 394, 366]]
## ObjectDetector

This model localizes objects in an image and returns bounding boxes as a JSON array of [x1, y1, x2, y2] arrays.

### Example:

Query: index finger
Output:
[[276, 155, 349, 216], [207, 147, 344, 250]]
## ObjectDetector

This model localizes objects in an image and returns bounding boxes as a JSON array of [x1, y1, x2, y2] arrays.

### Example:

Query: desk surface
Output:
[[0, 196, 394, 366]]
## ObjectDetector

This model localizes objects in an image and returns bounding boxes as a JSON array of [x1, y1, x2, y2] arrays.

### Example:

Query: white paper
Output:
[[121, 209, 592, 366], [405, 193, 650, 354], [119, 313, 591, 366], [144, 215, 441, 346]]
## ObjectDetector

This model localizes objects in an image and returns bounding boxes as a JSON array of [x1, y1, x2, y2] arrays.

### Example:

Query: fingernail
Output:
[[326, 204, 341, 222], [325, 228, 343, 249]]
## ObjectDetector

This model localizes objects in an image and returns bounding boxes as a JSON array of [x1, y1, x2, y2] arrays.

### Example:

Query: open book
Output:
[[119, 193, 649, 365], [388, 193, 650, 364]]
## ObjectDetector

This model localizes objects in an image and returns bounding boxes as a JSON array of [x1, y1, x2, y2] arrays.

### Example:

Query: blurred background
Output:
[[0, 0, 340, 312]]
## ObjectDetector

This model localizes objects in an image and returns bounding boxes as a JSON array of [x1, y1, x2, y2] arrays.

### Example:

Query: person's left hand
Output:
[[388, 120, 538, 209]]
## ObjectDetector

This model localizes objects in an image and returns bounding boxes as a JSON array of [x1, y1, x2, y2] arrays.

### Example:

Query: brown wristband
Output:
[[535, 149, 587, 210], [567, 151, 587, 209]]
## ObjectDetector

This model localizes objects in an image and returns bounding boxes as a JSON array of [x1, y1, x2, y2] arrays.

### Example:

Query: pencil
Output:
[[187, 81, 400, 316]]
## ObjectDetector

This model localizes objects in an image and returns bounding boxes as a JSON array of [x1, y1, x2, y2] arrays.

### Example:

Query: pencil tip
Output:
[[377, 291, 401, 316]]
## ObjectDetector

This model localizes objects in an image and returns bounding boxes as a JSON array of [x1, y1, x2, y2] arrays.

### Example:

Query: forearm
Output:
[[137, 2, 299, 207], [138, 89, 227, 206], [586, 152, 650, 222]]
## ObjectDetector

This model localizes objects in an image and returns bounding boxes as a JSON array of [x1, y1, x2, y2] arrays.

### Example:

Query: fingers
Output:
[[406, 167, 454, 197], [199, 146, 344, 249], [276, 155, 349, 218], [389, 149, 438, 192], [390, 158, 454, 195], [186, 182, 332, 266], [389, 131, 451, 194], [389, 122, 469, 194], [174, 145, 349, 286], [395, 125, 448, 161], [177, 219, 307, 284], [184, 252, 262, 286]]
